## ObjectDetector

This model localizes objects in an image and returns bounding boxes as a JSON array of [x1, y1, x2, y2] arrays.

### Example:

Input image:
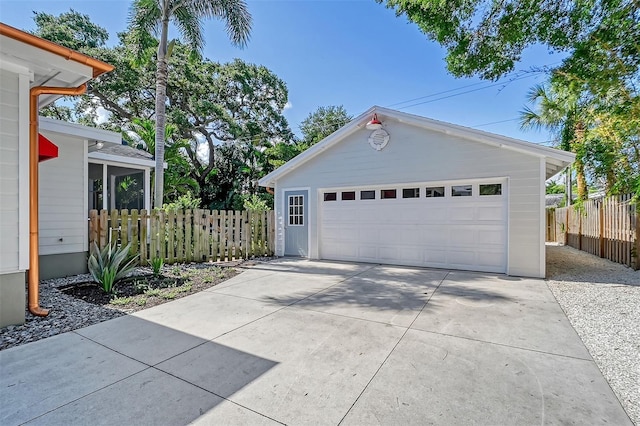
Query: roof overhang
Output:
[[88, 151, 158, 169], [39, 116, 121, 145], [259, 106, 575, 187], [0, 23, 113, 107]]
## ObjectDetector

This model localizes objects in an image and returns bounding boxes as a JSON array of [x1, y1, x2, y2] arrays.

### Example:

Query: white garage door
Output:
[[319, 180, 507, 273]]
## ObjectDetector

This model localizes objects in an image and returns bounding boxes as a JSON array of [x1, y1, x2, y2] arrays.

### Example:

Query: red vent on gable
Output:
[[38, 133, 58, 162]]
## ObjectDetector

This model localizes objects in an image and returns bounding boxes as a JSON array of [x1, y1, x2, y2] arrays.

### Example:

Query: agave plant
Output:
[[88, 242, 139, 294]]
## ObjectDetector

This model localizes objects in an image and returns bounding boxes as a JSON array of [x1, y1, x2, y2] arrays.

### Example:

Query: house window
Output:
[[324, 192, 337, 201], [425, 186, 445, 198], [402, 188, 420, 198], [341, 191, 356, 200], [288, 195, 304, 226], [452, 185, 472, 197], [381, 189, 397, 199], [480, 184, 502, 196], [360, 190, 375, 200]]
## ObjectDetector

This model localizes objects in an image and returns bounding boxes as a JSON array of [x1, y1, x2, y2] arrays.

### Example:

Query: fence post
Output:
[[634, 201, 640, 270], [140, 209, 147, 265], [121, 209, 129, 249], [599, 201, 605, 258], [184, 209, 192, 262], [110, 209, 119, 247], [131, 209, 139, 257], [89, 210, 98, 248], [167, 210, 175, 264]]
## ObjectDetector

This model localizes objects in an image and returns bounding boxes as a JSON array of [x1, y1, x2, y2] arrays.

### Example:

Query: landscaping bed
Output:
[[0, 262, 247, 351], [61, 263, 236, 314]]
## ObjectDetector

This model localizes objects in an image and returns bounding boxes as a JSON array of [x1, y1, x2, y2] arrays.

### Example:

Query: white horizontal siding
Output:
[[0, 70, 21, 273], [39, 132, 87, 255], [276, 121, 544, 277]]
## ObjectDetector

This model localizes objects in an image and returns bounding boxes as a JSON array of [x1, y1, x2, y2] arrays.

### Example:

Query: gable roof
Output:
[[259, 106, 576, 187]]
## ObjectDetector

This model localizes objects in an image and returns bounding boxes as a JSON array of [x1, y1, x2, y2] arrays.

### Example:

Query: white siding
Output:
[[0, 69, 21, 273], [38, 132, 87, 255], [275, 121, 544, 277]]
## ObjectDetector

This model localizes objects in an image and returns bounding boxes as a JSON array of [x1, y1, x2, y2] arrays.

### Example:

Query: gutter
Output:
[[28, 85, 89, 316], [0, 23, 114, 78]]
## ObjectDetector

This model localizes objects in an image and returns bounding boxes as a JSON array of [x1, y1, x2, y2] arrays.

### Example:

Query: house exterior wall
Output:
[[274, 121, 545, 278], [38, 131, 89, 278], [0, 67, 29, 326]]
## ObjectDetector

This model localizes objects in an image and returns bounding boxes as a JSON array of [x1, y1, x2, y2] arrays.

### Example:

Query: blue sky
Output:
[[0, 0, 563, 143]]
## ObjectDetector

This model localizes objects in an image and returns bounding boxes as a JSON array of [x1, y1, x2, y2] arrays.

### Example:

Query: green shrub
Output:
[[149, 257, 164, 276], [163, 192, 201, 211], [88, 242, 139, 294], [243, 194, 270, 212]]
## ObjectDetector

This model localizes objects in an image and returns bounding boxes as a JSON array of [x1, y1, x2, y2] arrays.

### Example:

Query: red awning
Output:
[[38, 133, 58, 162]]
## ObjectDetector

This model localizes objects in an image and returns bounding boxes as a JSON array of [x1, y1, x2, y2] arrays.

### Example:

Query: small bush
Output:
[[163, 192, 201, 211], [88, 242, 139, 294], [150, 257, 164, 276], [243, 194, 270, 212]]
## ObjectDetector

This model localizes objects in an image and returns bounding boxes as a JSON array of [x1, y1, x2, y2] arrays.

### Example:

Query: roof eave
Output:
[[0, 23, 114, 78]]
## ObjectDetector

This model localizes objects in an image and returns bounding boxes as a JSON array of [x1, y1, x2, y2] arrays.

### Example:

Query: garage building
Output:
[[258, 106, 574, 278]]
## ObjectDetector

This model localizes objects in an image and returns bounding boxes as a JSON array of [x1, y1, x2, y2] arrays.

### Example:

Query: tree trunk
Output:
[[153, 16, 170, 208], [575, 158, 588, 201]]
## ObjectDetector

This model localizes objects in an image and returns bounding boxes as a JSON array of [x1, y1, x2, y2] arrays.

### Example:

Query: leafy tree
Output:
[[128, 0, 252, 208], [33, 9, 109, 51], [379, 0, 640, 92], [546, 182, 565, 195], [30, 10, 292, 209], [300, 105, 352, 146], [520, 83, 592, 200]]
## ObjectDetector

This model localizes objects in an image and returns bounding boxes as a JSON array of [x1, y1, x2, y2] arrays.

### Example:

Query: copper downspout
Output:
[[28, 85, 87, 316]]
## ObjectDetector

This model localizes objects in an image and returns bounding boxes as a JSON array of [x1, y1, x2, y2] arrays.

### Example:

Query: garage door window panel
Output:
[[341, 191, 356, 200], [426, 186, 445, 198], [402, 188, 420, 198], [452, 185, 472, 197], [324, 192, 337, 201], [361, 190, 376, 200], [480, 183, 502, 195], [381, 189, 397, 199]]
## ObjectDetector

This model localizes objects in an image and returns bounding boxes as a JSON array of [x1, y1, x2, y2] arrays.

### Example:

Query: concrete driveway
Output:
[[1, 260, 631, 425]]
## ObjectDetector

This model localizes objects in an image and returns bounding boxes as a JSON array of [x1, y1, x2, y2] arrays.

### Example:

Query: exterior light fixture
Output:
[[95, 141, 104, 149], [365, 113, 383, 130]]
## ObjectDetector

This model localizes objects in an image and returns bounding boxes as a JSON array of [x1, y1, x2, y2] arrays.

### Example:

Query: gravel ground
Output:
[[0, 272, 125, 350], [546, 243, 640, 425]]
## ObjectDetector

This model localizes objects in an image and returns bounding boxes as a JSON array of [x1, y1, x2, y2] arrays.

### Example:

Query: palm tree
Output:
[[520, 83, 592, 201], [128, 0, 251, 208]]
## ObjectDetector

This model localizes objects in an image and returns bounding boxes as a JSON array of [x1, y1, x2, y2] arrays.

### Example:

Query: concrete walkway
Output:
[[0, 260, 632, 425]]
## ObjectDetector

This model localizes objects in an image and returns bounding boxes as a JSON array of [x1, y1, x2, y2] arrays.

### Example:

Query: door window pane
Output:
[[288, 195, 304, 226]]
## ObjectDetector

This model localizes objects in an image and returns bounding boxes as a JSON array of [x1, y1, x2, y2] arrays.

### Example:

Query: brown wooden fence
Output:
[[547, 194, 639, 269], [89, 209, 275, 265]]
